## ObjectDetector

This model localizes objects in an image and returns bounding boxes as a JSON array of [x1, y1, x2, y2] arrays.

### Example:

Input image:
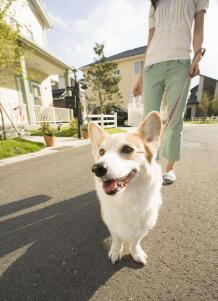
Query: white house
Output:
[[0, 0, 74, 127]]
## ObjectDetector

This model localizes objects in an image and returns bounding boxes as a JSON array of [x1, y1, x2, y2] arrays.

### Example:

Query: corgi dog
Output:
[[88, 111, 162, 265]]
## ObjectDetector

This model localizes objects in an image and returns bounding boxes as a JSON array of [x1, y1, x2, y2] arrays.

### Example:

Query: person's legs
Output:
[[143, 63, 165, 116], [161, 60, 191, 167]]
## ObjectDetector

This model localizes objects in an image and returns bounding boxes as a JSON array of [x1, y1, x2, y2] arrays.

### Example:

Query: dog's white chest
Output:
[[96, 176, 162, 242]]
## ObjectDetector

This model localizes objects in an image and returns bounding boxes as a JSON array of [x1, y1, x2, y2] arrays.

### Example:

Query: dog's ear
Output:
[[88, 122, 108, 148], [138, 111, 161, 151]]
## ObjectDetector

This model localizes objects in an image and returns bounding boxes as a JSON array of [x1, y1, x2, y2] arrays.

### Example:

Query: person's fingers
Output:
[[135, 90, 140, 97], [194, 66, 200, 77], [189, 64, 200, 78], [134, 86, 140, 96], [191, 66, 200, 78], [188, 66, 194, 77]]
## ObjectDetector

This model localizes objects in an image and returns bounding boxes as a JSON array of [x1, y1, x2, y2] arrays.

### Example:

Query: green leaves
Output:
[[199, 91, 218, 118], [0, 0, 21, 82], [84, 42, 123, 113]]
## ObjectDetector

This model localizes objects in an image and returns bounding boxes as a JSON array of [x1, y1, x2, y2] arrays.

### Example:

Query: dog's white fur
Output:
[[89, 111, 162, 265]]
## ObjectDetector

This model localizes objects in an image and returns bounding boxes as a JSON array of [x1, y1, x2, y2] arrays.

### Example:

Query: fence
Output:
[[88, 113, 117, 128], [0, 103, 74, 127], [33, 105, 74, 124]]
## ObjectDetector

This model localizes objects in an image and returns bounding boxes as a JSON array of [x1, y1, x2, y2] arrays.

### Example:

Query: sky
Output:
[[43, 0, 218, 84]]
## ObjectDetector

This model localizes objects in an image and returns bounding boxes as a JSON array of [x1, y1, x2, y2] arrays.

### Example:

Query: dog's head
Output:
[[88, 111, 161, 195]]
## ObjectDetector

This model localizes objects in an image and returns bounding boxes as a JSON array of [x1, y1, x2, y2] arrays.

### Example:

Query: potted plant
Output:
[[81, 123, 89, 139], [40, 122, 56, 147]]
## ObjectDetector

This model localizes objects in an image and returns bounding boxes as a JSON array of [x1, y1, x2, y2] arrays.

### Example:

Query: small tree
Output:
[[0, 0, 21, 139], [0, 0, 21, 84], [199, 92, 211, 122], [211, 98, 218, 116], [84, 43, 122, 113]]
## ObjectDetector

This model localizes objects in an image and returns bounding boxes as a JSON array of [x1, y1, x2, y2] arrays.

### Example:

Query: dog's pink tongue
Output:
[[103, 180, 117, 193]]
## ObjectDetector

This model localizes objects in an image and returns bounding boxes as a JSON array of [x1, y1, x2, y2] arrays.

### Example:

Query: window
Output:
[[51, 81, 59, 90], [114, 69, 120, 75], [134, 61, 144, 74], [31, 82, 42, 105]]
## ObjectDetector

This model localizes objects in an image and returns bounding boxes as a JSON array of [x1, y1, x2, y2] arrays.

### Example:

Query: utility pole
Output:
[[73, 69, 81, 139]]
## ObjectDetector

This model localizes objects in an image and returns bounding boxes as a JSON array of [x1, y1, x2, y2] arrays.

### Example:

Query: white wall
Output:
[[0, 88, 20, 108], [9, 0, 47, 49], [0, 86, 29, 125]]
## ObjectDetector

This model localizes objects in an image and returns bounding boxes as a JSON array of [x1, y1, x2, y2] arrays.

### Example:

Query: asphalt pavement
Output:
[[0, 124, 217, 301]]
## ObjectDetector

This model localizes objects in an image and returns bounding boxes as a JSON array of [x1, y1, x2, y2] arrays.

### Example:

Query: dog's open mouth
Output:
[[102, 169, 137, 195]]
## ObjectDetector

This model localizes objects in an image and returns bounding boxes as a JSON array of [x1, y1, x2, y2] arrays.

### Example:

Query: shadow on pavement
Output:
[[0, 195, 50, 218], [0, 192, 140, 301]]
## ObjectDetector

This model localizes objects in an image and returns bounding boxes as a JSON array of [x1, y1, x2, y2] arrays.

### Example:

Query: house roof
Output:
[[199, 74, 218, 82], [29, 0, 53, 28], [106, 46, 146, 62], [80, 45, 147, 70], [21, 36, 75, 72]]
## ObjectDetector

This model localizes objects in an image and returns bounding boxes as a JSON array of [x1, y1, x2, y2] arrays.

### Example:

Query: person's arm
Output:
[[133, 4, 155, 96], [133, 28, 155, 96], [140, 28, 155, 79], [189, 11, 205, 77]]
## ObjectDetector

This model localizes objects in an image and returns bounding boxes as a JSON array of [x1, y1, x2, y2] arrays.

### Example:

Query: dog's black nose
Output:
[[92, 163, 108, 177]]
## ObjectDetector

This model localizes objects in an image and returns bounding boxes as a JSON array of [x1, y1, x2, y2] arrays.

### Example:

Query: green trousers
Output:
[[143, 60, 191, 161]]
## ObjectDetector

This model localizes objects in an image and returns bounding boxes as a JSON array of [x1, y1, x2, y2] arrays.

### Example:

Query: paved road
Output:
[[0, 125, 217, 301]]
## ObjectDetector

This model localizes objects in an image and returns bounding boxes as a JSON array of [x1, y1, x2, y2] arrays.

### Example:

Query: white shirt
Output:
[[145, 0, 209, 67]]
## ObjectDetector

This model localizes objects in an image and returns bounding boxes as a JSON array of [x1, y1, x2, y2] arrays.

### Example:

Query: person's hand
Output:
[[133, 77, 143, 96], [189, 61, 200, 78]]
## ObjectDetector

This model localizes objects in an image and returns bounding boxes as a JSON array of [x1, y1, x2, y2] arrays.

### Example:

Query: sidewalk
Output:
[[0, 124, 192, 167], [23, 135, 90, 148]]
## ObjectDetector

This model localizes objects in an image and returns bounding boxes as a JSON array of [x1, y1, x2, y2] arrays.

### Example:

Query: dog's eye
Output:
[[121, 145, 134, 154], [99, 148, 105, 156]]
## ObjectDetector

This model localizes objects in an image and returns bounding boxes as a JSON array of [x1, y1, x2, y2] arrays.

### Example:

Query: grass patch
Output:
[[30, 126, 127, 137], [105, 128, 127, 134], [0, 138, 45, 160], [30, 127, 77, 137]]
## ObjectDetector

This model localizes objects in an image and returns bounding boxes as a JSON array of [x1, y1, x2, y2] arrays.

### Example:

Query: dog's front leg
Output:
[[108, 233, 123, 264], [129, 237, 148, 265]]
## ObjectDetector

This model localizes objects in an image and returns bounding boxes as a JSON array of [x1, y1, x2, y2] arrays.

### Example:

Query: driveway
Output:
[[0, 124, 217, 301]]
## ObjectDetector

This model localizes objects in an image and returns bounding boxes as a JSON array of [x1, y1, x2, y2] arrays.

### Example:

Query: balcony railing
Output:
[[0, 103, 29, 126], [33, 105, 74, 124], [0, 103, 74, 127]]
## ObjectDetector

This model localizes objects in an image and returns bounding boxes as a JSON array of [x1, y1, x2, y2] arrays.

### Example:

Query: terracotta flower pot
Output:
[[81, 129, 89, 139], [44, 135, 55, 147]]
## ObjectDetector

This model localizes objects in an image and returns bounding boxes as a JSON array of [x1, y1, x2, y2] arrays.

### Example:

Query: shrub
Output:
[[40, 123, 55, 136], [70, 119, 77, 130]]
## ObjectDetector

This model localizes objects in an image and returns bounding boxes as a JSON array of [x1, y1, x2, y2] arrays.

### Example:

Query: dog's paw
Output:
[[108, 248, 122, 264], [132, 249, 148, 265]]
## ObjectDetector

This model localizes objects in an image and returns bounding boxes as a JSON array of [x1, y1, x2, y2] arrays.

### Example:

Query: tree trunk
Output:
[[98, 90, 104, 113]]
